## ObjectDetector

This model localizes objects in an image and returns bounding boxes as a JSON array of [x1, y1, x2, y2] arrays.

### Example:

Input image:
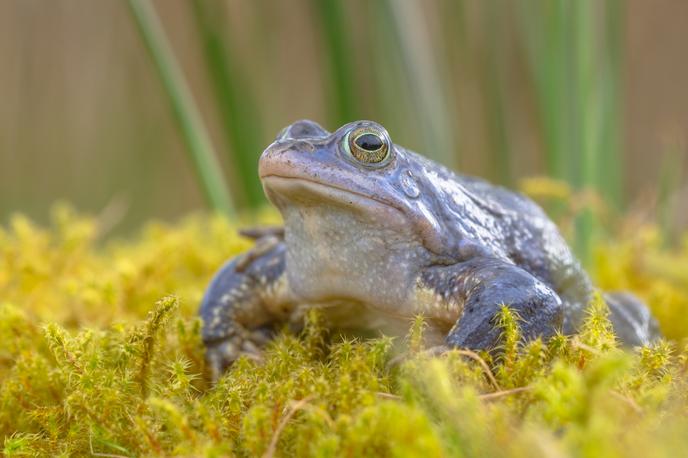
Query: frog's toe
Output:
[[205, 339, 241, 380], [205, 328, 271, 381]]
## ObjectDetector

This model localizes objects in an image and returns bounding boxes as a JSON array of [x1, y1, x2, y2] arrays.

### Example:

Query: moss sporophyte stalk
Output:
[[1, 205, 688, 456]]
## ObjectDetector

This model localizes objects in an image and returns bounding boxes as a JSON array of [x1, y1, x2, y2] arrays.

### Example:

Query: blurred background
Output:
[[1, 0, 687, 253]]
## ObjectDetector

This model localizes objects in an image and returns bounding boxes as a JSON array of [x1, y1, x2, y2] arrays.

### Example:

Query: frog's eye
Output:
[[345, 126, 392, 166]]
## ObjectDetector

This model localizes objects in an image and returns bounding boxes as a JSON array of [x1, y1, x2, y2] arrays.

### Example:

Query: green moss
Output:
[[1, 205, 688, 456]]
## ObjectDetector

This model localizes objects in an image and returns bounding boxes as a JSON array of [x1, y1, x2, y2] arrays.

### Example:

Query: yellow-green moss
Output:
[[1, 205, 688, 457]]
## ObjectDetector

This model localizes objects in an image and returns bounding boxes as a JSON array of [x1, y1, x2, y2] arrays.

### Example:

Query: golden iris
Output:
[[348, 128, 389, 164]]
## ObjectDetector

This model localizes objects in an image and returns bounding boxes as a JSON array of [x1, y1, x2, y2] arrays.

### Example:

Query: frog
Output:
[[199, 119, 660, 378]]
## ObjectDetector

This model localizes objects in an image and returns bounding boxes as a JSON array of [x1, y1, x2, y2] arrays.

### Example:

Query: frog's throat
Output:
[[262, 175, 455, 260]]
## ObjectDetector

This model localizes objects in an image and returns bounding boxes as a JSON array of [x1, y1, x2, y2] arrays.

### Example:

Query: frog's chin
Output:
[[261, 175, 408, 224]]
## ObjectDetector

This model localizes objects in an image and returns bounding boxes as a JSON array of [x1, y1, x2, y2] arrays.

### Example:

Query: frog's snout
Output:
[[261, 120, 330, 179], [259, 140, 309, 180]]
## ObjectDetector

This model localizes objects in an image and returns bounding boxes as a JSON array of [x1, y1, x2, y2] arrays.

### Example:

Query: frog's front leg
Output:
[[421, 257, 563, 351], [199, 234, 292, 379]]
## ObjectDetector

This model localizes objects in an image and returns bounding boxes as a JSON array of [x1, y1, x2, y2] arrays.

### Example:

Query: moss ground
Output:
[[1, 205, 688, 457]]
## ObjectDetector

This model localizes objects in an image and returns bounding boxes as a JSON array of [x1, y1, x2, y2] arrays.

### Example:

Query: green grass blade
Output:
[[127, 0, 235, 216], [311, 0, 357, 125], [483, 0, 512, 185], [518, 0, 574, 183], [599, 0, 624, 209], [573, 0, 596, 264], [380, 0, 457, 168], [368, 2, 415, 145], [658, 146, 685, 245], [518, 0, 623, 265], [191, 0, 265, 209]]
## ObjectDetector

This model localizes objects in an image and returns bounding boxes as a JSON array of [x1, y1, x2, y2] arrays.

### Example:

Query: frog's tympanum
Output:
[[200, 120, 660, 377]]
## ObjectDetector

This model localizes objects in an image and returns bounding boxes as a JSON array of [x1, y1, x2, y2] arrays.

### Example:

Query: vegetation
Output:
[[127, 0, 235, 216], [125, 0, 637, 267], [1, 204, 687, 457], [1, 3, 685, 455]]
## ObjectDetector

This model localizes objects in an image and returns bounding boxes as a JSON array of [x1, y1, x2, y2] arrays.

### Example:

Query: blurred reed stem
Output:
[[311, 0, 358, 125], [484, 0, 512, 185], [519, 0, 622, 265], [600, 0, 624, 209], [519, 1, 574, 183], [381, 0, 457, 168], [658, 147, 684, 245], [369, 2, 415, 142], [573, 0, 597, 266], [191, 0, 265, 210], [127, 0, 235, 216]]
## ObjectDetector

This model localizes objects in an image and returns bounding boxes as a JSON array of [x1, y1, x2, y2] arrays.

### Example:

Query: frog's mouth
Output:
[[261, 175, 407, 223]]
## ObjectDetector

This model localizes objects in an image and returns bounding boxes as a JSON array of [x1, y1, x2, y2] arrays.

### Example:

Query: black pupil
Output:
[[355, 133, 384, 151]]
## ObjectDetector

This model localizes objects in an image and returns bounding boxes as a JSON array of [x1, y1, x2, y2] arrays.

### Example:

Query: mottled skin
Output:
[[200, 120, 660, 377]]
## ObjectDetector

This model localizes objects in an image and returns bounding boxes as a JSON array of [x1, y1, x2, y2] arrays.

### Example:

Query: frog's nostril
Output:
[[277, 120, 329, 141], [266, 139, 315, 156], [290, 140, 316, 153]]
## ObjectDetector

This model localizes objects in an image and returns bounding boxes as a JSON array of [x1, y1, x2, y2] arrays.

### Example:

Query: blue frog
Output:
[[199, 120, 660, 377]]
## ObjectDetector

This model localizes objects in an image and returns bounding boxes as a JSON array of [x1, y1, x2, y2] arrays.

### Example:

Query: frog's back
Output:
[[473, 176, 593, 328], [409, 149, 553, 225], [411, 151, 593, 327]]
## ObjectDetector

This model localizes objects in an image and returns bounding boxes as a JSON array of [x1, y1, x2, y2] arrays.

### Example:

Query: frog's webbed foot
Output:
[[199, 234, 291, 381], [422, 257, 563, 352]]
